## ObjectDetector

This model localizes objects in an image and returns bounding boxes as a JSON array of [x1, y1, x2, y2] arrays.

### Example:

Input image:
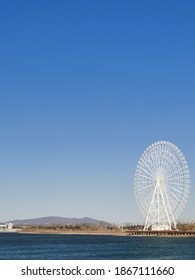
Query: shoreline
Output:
[[12, 229, 195, 237], [18, 229, 128, 236]]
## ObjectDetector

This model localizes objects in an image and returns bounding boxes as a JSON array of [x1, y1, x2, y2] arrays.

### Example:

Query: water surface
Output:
[[0, 233, 194, 259]]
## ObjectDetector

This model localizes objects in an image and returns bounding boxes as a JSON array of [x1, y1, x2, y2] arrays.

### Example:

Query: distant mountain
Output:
[[7, 216, 109, 226]]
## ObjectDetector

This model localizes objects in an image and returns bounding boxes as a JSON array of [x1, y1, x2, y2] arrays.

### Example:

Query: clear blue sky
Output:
[[0, 0, 194, 223]]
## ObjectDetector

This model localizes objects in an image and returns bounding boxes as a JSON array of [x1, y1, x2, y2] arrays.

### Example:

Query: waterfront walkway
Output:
[[126, 230, 195, 236]]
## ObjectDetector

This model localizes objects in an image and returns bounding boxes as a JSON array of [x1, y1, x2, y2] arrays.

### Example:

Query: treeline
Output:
[[15, 222, 195, 231], [16, 223, 139, 232], [16, 224, 116, 231], [177, 223, 195, 231], [122, 223, 195, 231]]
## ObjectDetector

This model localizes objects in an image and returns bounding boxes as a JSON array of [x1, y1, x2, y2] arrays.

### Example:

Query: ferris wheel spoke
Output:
[[137, 173, 153, 182], [167, 185, 189, 196], [166, 175, 189, 184], [139, 196, 152, 212], [141, 154, 159, 173], [135, 171, 154, 181], [168, 194, 187, 215], [168, 180, 189, 187], [138, 162, 156, 178], [166, 189, 181, 204], [136, 183, 155, 193], [142, 166, 156, 178], [166, 166, 187, 179], [167, 182, 188, 188], [166, 175, 187, 182]]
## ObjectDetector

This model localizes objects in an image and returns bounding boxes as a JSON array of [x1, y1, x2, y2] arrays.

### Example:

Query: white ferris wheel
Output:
[[134, 141, 190, 231]]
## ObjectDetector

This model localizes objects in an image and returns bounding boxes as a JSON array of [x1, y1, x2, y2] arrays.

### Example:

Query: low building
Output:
[[0, 223, 13, 230]]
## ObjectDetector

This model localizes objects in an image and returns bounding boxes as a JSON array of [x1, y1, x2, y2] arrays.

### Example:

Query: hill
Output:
[[7, 216, 109, 226]]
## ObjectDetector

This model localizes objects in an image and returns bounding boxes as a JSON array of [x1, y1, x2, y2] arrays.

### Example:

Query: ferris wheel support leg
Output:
[[143, 185, 158, 230], [158, 187, 172, 230], [163, 189, 177, 230]]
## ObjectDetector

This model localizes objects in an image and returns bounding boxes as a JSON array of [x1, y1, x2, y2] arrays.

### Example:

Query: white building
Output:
[[0, 223, 13, 230]]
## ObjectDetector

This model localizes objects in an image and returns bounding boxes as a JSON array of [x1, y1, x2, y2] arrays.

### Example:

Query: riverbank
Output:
[[19, 228, 128, 236], [17, 228, 195, 237]]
